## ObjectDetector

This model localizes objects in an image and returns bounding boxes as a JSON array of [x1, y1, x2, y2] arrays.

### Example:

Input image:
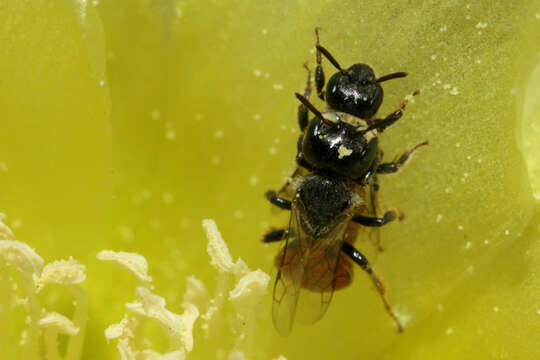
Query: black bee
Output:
[[263, 28, 428, 336]]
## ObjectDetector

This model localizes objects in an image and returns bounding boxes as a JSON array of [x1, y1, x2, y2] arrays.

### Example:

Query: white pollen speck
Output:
[[493, 306, 500, 313], [444, 187, 452, 193], [466, 15, 471, 20], [443, 83, 451, 89], [437, 304, 444, 311], [439, 25, 447, 32], [533, 192, 540, 200], [484, 239, 490, 245], [477, 31, 483, 35], [504, 229, 510, 235], [477, 158, 483, 164], [475, 58, 481, 64], [463, 172, 469, 177], [264, 73, 270, 79], [233, 210, 245, 219], [253, 69, 262, 77], [0, 162, 8, 172], [273, 138, 281, 144], [536, 13, 540, 19], [214, 130, 224, 139], [99, 80, 105, 87], [272, 83, 284, 90], [12, 219, 23, 229], [510, 88, 517, 95], [261, 28, 268, 35], [457, 225, 464, 231], [118, 225, 134, 243], [449, 87, 459, 95], [475, 22, 488, 29], [455, 142, 461, 148], [151, 109, 161, 120], [436, 214, 443, 223], [431, 54, 437, 60], [253, 114, 262, 120], [162, 192, 174, 204], [337, 145, 353, 159], [446, 328, 454, 335], [465, 241, 472, 249], [268, 147, 278, 155], [536, 309, 540, 315], [165, 129, 176, 141], [248, 175, 259, 186], [211, 156, 221, 165]]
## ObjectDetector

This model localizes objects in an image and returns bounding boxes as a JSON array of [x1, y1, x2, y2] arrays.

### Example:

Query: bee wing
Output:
[[272, 201, 351, 335], [295, 216, 350, 325], [271, 203, 305, 336]]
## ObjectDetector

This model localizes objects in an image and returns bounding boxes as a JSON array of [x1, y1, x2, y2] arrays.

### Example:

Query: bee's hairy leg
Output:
[[341, 242, 404, 332]]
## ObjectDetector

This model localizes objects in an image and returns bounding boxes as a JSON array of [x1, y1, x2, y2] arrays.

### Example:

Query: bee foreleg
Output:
[[315, 27, 326, 100], [265, 190, 292, 210], [341, 242, 404, 332], [377, 140, 429, 174], [297, 64, 312, 131]]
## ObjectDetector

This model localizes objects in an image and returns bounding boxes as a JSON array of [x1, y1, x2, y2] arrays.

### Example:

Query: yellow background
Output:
[[0, 0, 539, 359]]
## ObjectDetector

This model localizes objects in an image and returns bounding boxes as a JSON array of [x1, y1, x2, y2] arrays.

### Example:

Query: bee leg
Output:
[[366, 91, 420, 133], [298, 64, 312, 131], [354, 150, 383, 188], [265, 190, 292, 210], [352, 210, 397, 227], [262, 228, 289, 243], [341, 242, 404, 332], [377, 141, 429, 174], [315, 27, 326, 100]]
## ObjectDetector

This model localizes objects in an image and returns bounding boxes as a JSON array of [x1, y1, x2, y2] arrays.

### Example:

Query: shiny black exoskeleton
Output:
[[325, 63, 383, 119], [262, 28, 428, 335], [292, 28, 421, 184], [301, 115, 378, 180]]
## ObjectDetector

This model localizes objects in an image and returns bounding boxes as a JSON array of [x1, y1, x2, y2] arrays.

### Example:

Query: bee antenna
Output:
[[295, 93, 324, 120], [315, 45, 346, 75], [376, 72, 408, 83]]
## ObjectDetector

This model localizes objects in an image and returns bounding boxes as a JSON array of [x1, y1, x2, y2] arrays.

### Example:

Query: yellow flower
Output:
[[0, 1, 538, 359]]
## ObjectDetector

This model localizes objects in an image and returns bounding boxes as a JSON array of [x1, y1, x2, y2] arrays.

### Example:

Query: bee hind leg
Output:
[[342, 242, 404, 332], [262, 229, 290, 243], [352, 210, 397, 227]]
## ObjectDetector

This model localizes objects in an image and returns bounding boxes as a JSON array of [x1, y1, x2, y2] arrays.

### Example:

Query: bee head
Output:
[[326, 64, 383, 119]]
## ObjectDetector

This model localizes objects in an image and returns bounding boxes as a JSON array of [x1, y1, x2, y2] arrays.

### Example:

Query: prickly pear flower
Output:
[[0, 1, 539, 360]]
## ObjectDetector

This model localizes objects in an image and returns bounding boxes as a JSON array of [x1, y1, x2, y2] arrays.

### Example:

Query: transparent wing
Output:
[[271, 203, 305, 336], [271, 201, 351, 335], [295, 217, 350, 325]]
